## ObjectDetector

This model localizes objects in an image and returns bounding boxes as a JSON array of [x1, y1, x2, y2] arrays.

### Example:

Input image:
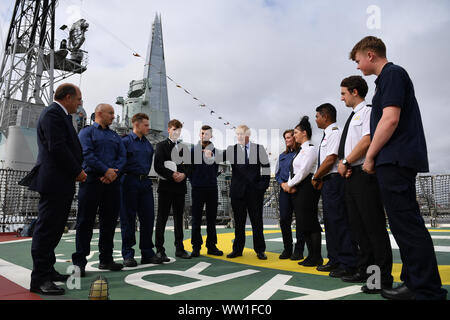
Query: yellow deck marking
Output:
[[183, 230, 450, 285]]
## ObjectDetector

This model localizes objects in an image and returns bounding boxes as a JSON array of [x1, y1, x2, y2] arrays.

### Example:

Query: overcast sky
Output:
[[1, 0, 449, 173]]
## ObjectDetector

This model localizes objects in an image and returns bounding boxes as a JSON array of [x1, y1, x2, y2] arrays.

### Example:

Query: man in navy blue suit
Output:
[[225, 125, 271, 260], [29, 83, 87, 295]]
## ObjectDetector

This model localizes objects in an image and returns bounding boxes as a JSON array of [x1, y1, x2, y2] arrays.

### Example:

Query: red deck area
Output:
[[0, 232, 31, 243], [0, 276, 42, 300], [0, 233, 40, 300]]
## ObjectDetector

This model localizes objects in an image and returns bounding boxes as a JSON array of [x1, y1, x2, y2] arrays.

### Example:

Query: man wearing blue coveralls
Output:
[[120, 113, 163, 266], [72, 103, 126, 276]]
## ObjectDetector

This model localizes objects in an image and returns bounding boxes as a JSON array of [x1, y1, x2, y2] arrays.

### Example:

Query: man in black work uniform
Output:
[[350, 36, 447, 300], [189, 125, 224, 257], [337, 75, 393, 294], [154, 119, 192, 261]]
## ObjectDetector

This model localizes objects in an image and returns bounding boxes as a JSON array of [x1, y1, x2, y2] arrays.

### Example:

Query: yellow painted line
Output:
[[183, 230, 450, 285]]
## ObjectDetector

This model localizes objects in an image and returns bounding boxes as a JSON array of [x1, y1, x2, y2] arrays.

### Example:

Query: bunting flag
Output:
[[144, 62, 236, 129], [74, 7, 237, 131]]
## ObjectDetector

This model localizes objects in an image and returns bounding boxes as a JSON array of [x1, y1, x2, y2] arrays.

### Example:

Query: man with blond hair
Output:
[[225, 125, 271, 260]]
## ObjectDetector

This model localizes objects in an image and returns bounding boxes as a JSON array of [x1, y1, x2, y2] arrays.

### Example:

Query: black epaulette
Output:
[[309, 144, 314, 146], [366, 104, 372, 108]]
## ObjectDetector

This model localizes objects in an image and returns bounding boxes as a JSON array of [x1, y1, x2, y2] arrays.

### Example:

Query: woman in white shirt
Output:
[[281, 116, 323, 267]]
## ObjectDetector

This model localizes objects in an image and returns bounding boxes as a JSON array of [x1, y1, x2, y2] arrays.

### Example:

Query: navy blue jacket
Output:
[[29, 102, 83, 195], [189, 142, 219, 188], [226, 143, 271, 199]]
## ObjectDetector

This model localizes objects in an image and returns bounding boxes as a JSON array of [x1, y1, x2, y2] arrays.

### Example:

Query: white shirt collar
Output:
[[353, 100, 367, 114], [300, 140, 311, 148], [54, 101, 69, 115], [324, 122, 338, 135]]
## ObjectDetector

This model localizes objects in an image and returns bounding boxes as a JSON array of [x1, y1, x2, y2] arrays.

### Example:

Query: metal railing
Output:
[[1, 168, 449, 232]]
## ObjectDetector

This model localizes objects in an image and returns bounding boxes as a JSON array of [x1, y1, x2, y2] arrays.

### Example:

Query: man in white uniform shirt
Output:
[[337, 76, 393, 294], [312, 103, 358, 277]]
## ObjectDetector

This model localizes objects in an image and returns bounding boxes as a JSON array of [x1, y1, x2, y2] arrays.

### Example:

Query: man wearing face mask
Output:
[[154, 119, 192, 261]]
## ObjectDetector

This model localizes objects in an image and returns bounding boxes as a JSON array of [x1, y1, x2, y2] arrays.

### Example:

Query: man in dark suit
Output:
[[29, 83, 87, 295], [226, 125, 271, 260], [154, 119, 192, 261]]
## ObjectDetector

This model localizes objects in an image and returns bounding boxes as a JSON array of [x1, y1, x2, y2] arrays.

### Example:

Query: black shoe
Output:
[[190, 249, 201, 258], [123, 258, 138, 267], [175, 250, 192, 259], [51, 272, 70, 282], [30, 281, 65, 296], [290, 250, 303, 261], [141, 255, 163, 265], [297, 257, 309, 266], [316, 262, 339, 272], [302, 257, 323, 267], [279, 249, 292, 259], [257, 252, 267, 260], [207, 247, 224, 256], [329, 268, 354, 278], [381, 283, 415, 300], [227, 251, 243, 258], [156, 252, 170, 263], [341, 272, 368, 283], [98, 261, 123, 271]]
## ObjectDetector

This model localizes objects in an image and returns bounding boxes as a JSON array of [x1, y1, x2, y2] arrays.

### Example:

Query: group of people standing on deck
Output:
[[28, 35, 447, 300]]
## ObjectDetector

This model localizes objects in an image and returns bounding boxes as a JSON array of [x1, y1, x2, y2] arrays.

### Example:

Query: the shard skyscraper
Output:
[[144, 13, 170, 134], [117, 13, 170, 137]]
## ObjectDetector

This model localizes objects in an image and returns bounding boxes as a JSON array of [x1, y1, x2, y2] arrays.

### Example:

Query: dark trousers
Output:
[[231, 187, 266, 254], [120, 175, 155, 260], [279, 189, 305, 254], [31, 192, 73, 287], [345, 167, 393, 286], [155, 191, 185, 253], [72, 177, 120, 267], [376, 164, 447, 299], [322, 174, 358, 270], [191, 186, 219, 250]]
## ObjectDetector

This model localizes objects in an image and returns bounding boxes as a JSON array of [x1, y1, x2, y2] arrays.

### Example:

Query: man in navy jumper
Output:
[[189, 125, 224, 257]]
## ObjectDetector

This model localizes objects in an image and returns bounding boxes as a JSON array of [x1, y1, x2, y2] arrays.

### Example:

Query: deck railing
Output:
[[1, 168, 449, 232]]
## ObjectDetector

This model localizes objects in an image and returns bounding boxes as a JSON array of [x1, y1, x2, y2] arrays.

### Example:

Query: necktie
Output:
[[289, 147, 301, 179], [338, 111, 355, 160], [317, 131, 326, 168], [244, 145, 249, 165]]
